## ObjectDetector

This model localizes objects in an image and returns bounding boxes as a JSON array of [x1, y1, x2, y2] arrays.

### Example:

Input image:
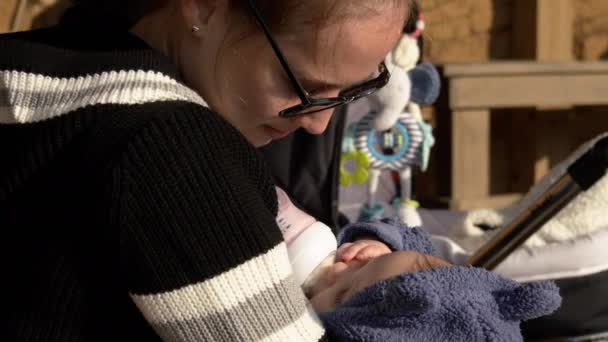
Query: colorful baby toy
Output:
[[341, 15, 441, 227]]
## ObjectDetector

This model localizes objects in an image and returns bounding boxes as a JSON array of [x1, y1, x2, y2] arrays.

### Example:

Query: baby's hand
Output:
[[337, 239, 392, 262]]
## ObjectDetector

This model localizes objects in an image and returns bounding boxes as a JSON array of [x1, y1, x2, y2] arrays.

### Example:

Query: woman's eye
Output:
[[307, 86, 324, 96], [309, 90, 322, 97]]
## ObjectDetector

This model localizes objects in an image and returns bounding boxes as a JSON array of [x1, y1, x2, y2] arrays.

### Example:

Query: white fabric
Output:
[[0, 70, 207, 124], [421, 209, 608, 282]]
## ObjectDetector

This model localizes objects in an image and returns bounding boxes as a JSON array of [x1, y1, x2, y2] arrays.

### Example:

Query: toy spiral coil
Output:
[[355, 110, 424, 171]]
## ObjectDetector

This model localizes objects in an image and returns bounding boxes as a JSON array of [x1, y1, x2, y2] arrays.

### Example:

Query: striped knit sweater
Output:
[[0, 23, 328, 342]]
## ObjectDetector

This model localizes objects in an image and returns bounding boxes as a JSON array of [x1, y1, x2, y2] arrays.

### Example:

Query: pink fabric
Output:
[[275, 187, 317, 244]]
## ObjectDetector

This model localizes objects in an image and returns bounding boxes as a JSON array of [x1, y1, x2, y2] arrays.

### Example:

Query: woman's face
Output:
[[176, 2, 407, 147]]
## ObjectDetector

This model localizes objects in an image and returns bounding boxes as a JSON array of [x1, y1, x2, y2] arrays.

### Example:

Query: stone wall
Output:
[[422, 0, 608, 63], [575, 0, 608, 60], [421, 0, 513, 63]]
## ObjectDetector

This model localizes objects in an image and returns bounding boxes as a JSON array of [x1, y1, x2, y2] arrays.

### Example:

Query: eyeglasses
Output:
[[244, 0, 391, 118]]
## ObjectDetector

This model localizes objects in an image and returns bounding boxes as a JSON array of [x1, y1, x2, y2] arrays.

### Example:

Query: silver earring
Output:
[[191, 25, 200, 34]]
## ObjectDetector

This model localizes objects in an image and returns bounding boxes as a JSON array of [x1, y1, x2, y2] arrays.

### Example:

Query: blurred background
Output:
[[2, 0, 607, 214]]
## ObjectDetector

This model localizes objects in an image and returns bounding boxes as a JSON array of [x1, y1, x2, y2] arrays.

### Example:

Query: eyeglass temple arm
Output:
[[244, 0, 311, 104]]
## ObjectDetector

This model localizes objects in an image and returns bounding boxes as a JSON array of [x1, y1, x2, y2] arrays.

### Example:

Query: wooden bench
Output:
[[441, 61, 608, 210]]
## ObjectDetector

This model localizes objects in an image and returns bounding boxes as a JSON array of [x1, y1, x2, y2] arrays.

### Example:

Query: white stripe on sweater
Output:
[[0, 70, 207, 123], [130, 243, 312, 325]]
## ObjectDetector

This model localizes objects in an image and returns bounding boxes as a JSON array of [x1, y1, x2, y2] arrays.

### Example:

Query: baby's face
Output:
[[308, 251, 450, 312]]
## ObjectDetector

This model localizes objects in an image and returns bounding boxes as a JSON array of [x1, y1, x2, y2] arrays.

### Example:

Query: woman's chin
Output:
[[244, 131, 272, 148], [254, 138, 273, 148], [246, 126, 293, 147]]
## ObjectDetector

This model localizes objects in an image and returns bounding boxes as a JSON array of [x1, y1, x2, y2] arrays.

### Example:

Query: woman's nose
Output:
[[295, 108, 334, 135]]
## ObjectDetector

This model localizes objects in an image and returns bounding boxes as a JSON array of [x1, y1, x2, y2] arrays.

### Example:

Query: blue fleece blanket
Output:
[[319, 218, 561, 342]]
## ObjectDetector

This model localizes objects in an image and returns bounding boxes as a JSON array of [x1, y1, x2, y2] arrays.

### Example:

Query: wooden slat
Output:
[[437, 0, 579, 211], [444, 62, 608, 77], [536, 0, 573, 61], [0, 0, 18, 32], [449, 73, 608, 110], [451, 110, 491, 201], [512, 0, 573, 61], [448, 193, 524, 211]]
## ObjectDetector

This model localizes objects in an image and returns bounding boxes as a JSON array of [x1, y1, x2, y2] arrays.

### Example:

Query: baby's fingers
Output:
[[337, 242, 367, 262], [354, 245, 391, 261]]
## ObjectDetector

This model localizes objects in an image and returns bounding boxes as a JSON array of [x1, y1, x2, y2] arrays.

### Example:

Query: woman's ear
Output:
[[177, 0, 199, 28], [176, 0, 218, 34]]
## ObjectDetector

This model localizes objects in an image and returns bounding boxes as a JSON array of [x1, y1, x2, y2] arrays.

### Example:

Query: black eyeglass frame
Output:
[[244, 0, 391, 118]]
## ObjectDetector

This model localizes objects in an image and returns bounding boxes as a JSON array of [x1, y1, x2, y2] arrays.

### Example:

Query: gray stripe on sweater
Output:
[[150, 275, 318, 342]]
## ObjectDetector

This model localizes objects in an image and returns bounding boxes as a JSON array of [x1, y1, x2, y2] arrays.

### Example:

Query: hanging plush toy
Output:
[[340, 15, 441, 227]]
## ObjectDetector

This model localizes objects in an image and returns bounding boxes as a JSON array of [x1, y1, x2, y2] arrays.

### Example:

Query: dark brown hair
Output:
[[62, 0, 418, 33]]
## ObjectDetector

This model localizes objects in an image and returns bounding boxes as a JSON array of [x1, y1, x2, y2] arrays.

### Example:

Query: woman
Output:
[[1, 0, 415, 340]]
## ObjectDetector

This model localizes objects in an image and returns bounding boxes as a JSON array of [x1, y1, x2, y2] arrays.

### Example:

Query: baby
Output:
[[275, 187, 411, 298], [276, 187, 562, 341], [307, 249, 450, 313]]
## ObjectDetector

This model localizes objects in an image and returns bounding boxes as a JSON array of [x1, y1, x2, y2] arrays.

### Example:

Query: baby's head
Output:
[[306, 251, 450, 312]]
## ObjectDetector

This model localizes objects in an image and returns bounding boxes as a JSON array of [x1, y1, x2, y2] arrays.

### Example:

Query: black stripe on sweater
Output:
[[0, 27, 181, 80]]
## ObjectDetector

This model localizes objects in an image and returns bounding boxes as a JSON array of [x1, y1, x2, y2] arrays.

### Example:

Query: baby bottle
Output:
[[275, 187, 337, 286]]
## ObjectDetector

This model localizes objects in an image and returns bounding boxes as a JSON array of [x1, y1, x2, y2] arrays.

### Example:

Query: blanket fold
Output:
[[324, 218, 561, 342]]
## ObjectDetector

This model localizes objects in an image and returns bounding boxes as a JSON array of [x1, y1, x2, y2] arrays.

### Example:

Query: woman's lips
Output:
[[264, 125, 292, 140]]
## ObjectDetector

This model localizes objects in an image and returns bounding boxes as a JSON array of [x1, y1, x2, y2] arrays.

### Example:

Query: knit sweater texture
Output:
[[0, 22, 327, 342]]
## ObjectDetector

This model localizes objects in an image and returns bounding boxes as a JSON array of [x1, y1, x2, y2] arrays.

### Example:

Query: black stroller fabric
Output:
[[522, 269, 608, 341], [260, 106, 347, 233]]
